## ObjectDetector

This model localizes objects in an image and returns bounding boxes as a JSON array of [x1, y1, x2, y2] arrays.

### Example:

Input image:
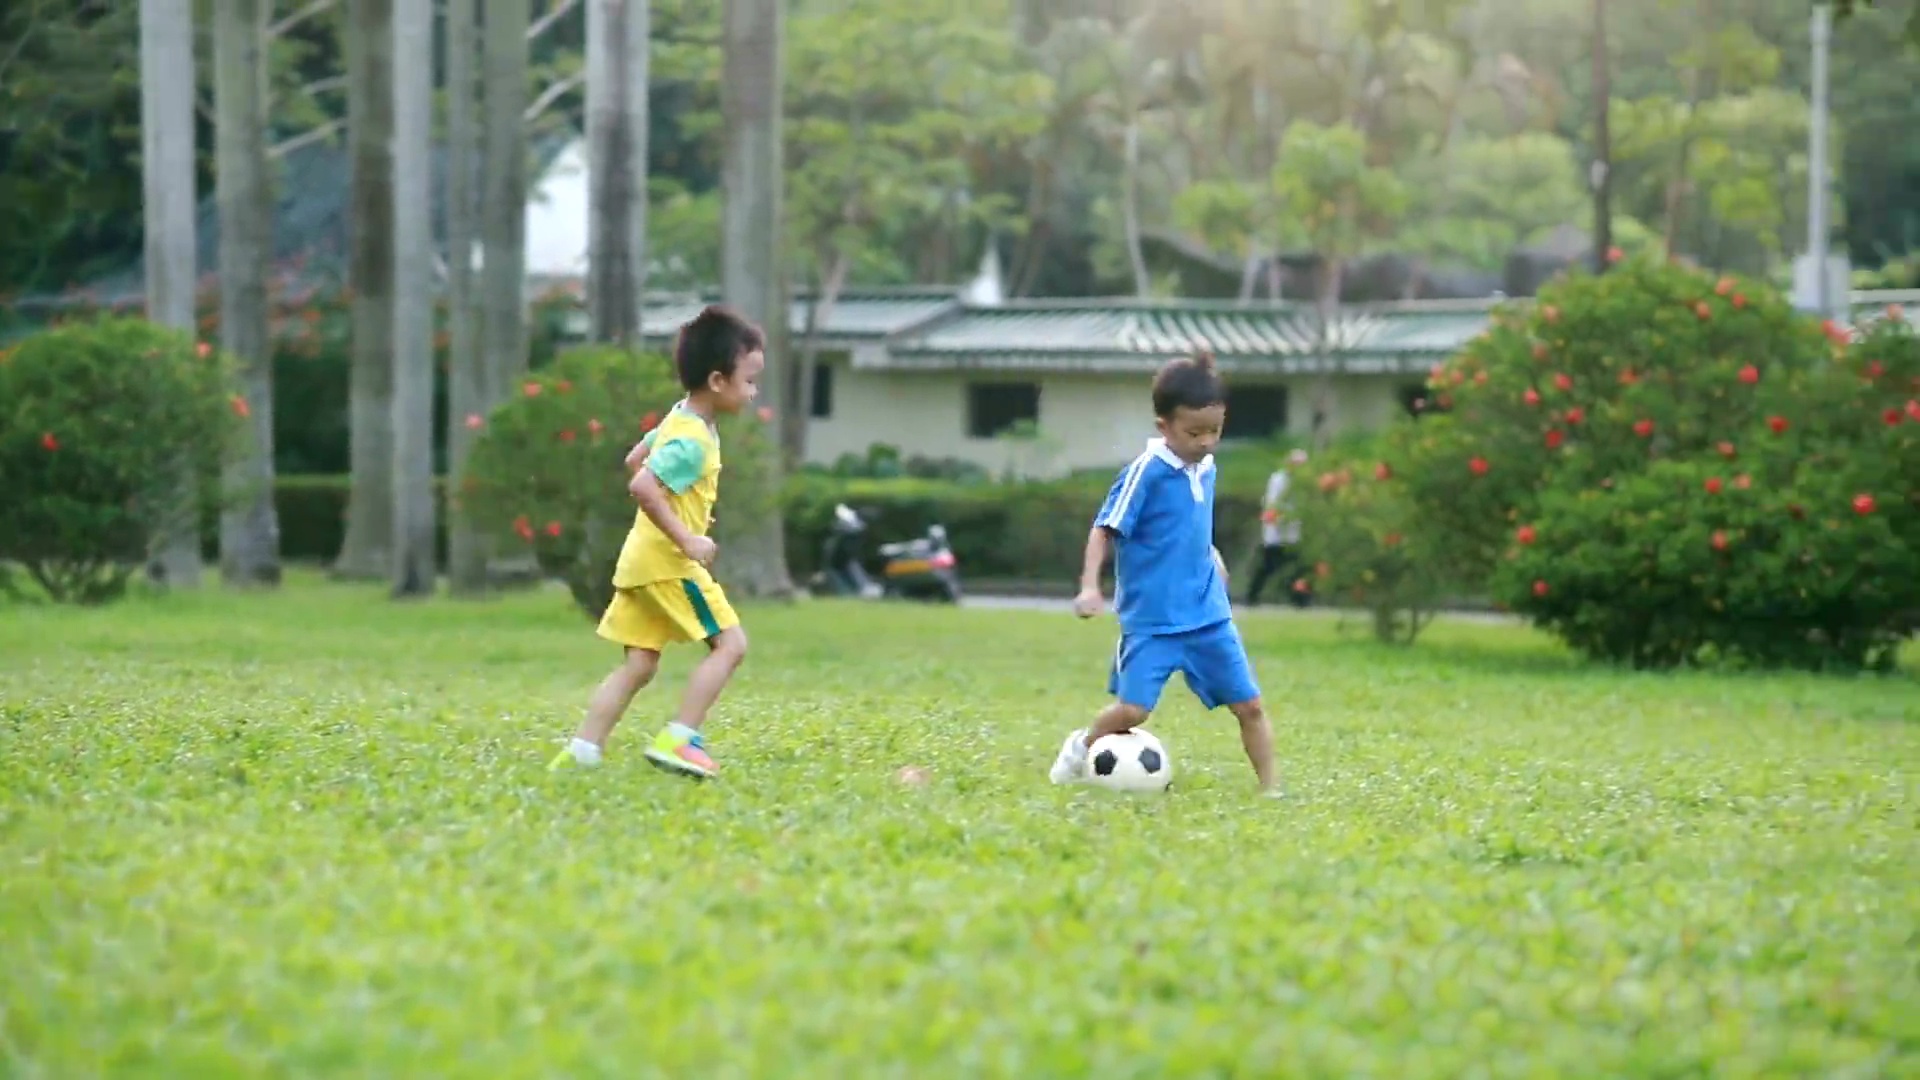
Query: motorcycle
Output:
[[807, 503, 964, 604]]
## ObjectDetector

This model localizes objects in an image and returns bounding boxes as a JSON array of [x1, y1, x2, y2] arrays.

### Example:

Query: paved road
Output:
[[959, 593, 1520, 626]]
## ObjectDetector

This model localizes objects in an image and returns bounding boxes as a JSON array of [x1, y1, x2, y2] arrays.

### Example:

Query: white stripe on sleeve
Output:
[[1097, 453, 1153, 530]]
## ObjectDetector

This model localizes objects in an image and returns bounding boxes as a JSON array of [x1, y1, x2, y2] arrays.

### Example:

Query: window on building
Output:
[[1225, 384, 1288, 440], [810, 356, 838, 419], [967, 382, 1041, 438]]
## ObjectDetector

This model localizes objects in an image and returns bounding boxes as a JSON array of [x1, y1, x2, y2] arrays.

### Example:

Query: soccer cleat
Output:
[[644, 726, 717, 780], [1048, 729, 1091, 785]]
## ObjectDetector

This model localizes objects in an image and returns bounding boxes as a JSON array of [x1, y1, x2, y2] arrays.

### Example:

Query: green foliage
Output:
[[1395, 257, 1918, 669], [0, 316, 240, 603], [460, 345, 687, 619], [806, 443, 993, 484], [1292, 455, 1451, 644], [785, 0, 1044, 285], [1271, 121, 1409, 264], [4, 576, 1920, 1073], [1398, 133, 1589, 272]]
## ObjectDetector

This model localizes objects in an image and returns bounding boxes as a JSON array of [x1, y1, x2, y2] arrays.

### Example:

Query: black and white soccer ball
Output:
[[1087, 729, 1171, 793]]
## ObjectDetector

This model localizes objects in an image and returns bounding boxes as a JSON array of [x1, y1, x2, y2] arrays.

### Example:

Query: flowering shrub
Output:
[[1292, 453, 1450, 643], [0, 316, 240, 603], [460, 345, 688, 618], [1396, 260, 1918, 669]]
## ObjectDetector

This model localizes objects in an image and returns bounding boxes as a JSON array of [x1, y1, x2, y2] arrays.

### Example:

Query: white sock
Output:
[[569, 737, 602, 765], [668, 722, 699, 742], [1070, 730, 1088, 756]]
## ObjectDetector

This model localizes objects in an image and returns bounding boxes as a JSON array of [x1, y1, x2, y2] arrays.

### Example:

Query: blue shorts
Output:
[[1107, 620, 1261, 712]]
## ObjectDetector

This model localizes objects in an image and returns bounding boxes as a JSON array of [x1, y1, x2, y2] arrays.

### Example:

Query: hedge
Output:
[[249, 472, 1268, 583]]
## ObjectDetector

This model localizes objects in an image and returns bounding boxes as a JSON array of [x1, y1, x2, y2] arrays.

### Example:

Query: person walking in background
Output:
[[1246, 448, 1309, 608]]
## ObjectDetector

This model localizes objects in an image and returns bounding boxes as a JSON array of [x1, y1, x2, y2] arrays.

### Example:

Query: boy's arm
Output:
[[1079, 527, 1112, 595], [1074, 527, 1112, 617], [626, 437, 716, 563], [624, 428, 659, 473], [630, 468, 707, 557]]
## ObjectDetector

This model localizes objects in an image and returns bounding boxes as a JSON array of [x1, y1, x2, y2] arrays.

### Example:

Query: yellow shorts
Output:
[[597, 574, 739, 652]]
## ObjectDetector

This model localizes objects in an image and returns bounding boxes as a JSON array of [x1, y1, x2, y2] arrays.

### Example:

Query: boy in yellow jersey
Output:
[[548, 305, 765, 779]]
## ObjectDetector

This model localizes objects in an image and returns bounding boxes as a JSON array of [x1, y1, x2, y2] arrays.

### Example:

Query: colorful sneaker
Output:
[[644, 726, 717, 780], [1048, 729, 1090, 785]]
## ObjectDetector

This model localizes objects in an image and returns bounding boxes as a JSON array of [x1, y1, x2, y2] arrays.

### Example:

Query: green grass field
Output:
[[3, 574, 1918, 1077]]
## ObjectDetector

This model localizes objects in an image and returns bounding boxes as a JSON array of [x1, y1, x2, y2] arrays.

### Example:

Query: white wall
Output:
[[523, 139, 589, 279], [805, 361, 1419, 477]]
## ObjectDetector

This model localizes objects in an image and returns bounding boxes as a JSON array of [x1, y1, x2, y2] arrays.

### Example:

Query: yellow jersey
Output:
[[611, 400, 723, 588]]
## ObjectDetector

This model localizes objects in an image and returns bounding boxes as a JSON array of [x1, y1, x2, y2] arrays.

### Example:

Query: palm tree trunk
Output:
[[390, 0, 436, 597], [334, 0, 396, 580], [482, 0, 530, 420], [1122, 117, 1150, 296], [444, 0, 488, 595], [139, 0, 204, 590], [1590, 0, 1613, 273], [716, 0, 793, 599], [214, 0, 280, 587], [587, 0, 648, 345]]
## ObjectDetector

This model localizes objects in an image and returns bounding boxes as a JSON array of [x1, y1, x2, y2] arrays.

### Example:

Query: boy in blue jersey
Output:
[[1050, 349, 1278, 792]]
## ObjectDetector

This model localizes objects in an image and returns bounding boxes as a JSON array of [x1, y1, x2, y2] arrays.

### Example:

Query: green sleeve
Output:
[[646, 437, 707, 494]]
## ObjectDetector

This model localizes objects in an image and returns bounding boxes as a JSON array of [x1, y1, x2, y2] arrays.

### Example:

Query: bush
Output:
[[781, 472, 1263, 584], [260, 464, 1269, 593], [0, 316, 240, 603], [1292, 454, 1450, 644], [1395, 258, 1918, 669], [459, 345, 689, 618], [804, 443, 994, 484], [18, 281, 585, 477]]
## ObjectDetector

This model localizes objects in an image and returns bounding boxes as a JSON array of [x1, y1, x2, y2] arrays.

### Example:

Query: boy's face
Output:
[[706, 348, 765, 414], [1156, 403, 1224, 464]]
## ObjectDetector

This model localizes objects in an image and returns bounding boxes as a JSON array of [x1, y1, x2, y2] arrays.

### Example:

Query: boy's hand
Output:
[[624, 439, 651, 473], [683, 535, 718, 567], [1073, 587, 1104, 618]]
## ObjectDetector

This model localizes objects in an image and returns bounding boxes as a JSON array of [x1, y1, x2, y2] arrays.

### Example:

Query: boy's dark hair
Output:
[[1151, 348, 1225, 418], [673, 305, 766, 391]]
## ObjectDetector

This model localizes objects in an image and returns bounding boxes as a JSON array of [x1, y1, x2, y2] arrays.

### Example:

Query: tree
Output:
[[333, 0, 395, 580], [213, 0, 280, 587], [1269, 120, 1408, 441], [586, 0, 648, 344], [444, 0, 488, 596], [390, 0, 435, 597], [714, 0, 793, 599], [1829, 0, 1920, 46], [780, 0, 1041, 462], [483, 0, 531, 422], [138, 0, 204, 590], [1397, 133, 1589, 274]]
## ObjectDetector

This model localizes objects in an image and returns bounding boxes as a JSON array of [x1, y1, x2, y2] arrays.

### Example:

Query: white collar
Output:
[[1148, 437, 1214, 475]]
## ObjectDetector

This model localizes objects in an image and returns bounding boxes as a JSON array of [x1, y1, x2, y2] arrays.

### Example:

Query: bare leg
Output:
[[1088, 701, 1149, 742], [673, 626, 748, 731], [577, 648, 660, 747], [1227, 698, 1276, 790]]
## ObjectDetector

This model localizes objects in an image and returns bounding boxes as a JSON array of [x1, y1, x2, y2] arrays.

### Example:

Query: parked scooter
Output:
[[807, 503, 964, 604]]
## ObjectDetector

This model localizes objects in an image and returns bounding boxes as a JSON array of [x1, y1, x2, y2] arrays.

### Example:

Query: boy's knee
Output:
[[710, 627, 748, 665], [1228, 698, 1267, 725], [621, 647, 661, 681]]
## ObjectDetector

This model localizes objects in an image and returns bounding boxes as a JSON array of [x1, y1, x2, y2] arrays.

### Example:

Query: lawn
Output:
[[2, 574, 1918, 1078]]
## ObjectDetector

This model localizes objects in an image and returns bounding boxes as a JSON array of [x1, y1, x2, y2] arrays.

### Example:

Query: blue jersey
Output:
[[1094, 439, 1233, 637]]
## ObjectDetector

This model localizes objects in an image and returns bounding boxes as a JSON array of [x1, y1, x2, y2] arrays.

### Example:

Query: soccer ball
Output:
[[1087, 729, 1171, 793]]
